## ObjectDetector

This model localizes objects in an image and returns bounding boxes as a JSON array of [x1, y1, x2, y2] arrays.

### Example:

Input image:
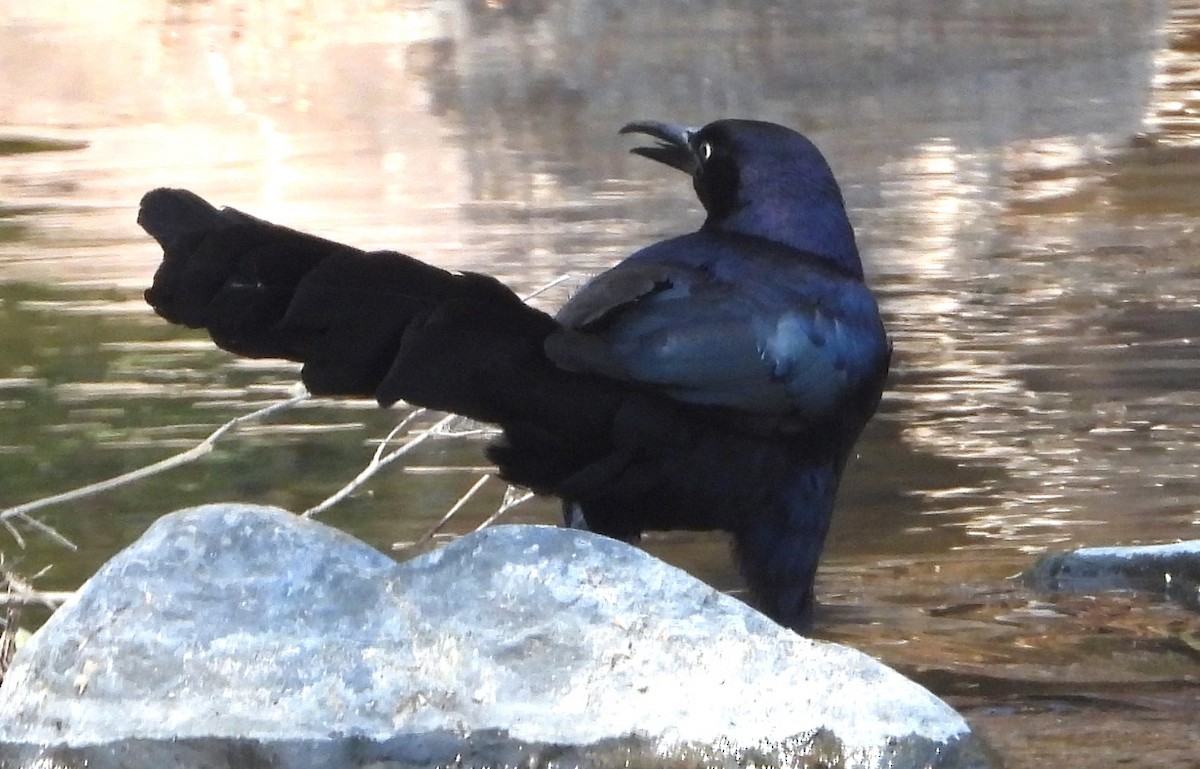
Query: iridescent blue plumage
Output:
[[545, 119, 890, 629], [139, 118, 890, 632]]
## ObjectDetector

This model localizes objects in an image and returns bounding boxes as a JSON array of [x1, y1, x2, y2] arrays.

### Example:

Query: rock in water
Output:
[[0, 503, 994, 769], [1025, 540, 1200, 611]]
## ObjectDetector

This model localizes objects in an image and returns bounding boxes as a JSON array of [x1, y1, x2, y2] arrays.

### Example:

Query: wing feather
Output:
[[545, 237, 888, 419]]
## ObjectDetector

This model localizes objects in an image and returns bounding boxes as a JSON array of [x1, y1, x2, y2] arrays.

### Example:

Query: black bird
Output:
[[139, 119, 891, 632]]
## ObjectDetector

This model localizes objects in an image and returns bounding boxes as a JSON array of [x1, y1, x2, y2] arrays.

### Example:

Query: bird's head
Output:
[[620, 118, 861, 277]]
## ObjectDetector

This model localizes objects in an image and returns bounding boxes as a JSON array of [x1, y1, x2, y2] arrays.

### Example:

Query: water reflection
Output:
[[3, 0, 1200, 765], [1145, 0, 1200, 144]]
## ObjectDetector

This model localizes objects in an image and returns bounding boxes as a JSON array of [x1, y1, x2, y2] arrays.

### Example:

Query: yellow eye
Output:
[[699, 141, 713, 161]]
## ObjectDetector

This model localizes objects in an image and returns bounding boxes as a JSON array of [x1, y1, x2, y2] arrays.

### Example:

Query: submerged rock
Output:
[[0, 504, 993, 769], [1025, 540, 1200, 611]]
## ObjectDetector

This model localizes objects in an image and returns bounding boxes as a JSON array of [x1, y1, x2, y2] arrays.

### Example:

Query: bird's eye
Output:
[[699, 141, 713, 162]]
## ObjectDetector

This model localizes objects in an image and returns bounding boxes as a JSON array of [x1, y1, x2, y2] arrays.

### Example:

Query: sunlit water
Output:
[[3, 1, 1200, 765]]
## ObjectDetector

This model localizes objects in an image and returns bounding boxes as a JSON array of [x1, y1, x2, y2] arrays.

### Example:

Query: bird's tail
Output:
[[141, 188, 621, 435], [140, 188, 722, 522]]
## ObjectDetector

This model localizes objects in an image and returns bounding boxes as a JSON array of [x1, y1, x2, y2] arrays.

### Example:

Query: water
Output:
[[3, 0, 1200, 764]]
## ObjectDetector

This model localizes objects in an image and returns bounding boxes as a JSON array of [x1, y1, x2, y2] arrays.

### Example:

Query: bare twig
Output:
[[2, 518, 26, 550], [473, 485, 535, 532], [1, 560, 65, 678], [303, 409, 457, 518], [0, 590, 73, 608], [521, 273, 574, 301], [0, 389, 311, 547], [0, 603, 16, 679], [395, 473, 494, 551]]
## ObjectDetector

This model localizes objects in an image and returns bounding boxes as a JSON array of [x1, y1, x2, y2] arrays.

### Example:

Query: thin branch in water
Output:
[[0, 389, 311, 548], [5, 510, 76, 552], [499, 485, 536, 515], [0, 574, 18, 679], [403, 465, 495, 475], [2, 558, 68, 677], [525, 273, 574, 301], [394, 473, 493, 552], [2, 519, 25, 550], [429, 418, 498, 439], [473, 484, 535, 532], [303, 410, 455, 518], [0, 590, 73, 609], [0, 563, 69, 604], [370, 408, 428, 463]]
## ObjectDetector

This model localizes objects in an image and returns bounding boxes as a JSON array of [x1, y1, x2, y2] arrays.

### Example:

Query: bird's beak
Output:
[[619, 120, 700, 175]]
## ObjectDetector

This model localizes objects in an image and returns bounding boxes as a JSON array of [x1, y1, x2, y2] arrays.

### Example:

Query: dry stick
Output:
[[396, 473, 494, 552], [0, 390, 312, 548], [2, 519, 27, 550], [1, 561, 70, 609], [0, 590, 74, 608], [473, 487, 535, 532], [0, 607, 16, 678], [521, 273, 574, 301], [302, 409, 453, 518]]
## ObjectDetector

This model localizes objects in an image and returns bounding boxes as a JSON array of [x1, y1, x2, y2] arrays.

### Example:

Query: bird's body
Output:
[[140, 119, 890, 632]]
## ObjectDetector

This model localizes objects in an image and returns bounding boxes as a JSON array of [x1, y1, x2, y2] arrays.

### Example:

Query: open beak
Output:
[[619, 120, 700, 175]]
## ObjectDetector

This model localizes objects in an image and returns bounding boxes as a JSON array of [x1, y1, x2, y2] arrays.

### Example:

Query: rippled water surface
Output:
[[3, 1, 1200, 765]]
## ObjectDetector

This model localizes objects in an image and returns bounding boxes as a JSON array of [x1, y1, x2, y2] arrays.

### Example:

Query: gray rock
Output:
[[0, 503, 994, 769], [1025, 540, 1200, 611]]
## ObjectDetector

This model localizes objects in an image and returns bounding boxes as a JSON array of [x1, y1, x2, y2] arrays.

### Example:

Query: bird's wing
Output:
[[546, 244, 888, 419]]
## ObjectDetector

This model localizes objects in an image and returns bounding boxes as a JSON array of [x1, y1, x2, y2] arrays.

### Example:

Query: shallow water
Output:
[[2, 0, 1199, 765]]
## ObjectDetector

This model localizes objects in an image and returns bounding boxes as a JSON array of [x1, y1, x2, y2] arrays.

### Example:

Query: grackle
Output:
[[139, 119, 891, 633]]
